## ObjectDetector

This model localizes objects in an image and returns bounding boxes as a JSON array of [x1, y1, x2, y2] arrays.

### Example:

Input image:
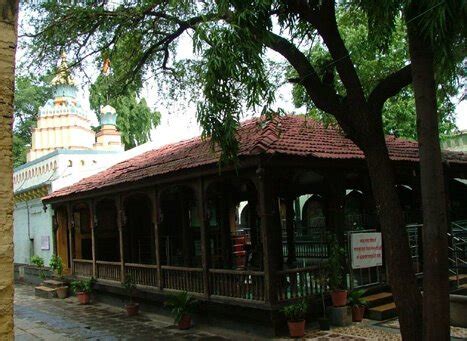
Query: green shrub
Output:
[[328, 235, 346, 290], [71, 277, 96, 294], [30, 255, 44, 268], [123, 274, 137, 303], [348, 289, 367, 307], [281, 300, 308, 322], [164, 291, 198, 324], [49, 255, 63, 278]]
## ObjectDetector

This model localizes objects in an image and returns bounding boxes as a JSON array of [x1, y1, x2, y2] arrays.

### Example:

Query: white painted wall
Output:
[[13, 199, 53, 265]]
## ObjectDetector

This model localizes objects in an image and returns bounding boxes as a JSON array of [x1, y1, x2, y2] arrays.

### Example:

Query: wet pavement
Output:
[[14, 284, 226, 340]]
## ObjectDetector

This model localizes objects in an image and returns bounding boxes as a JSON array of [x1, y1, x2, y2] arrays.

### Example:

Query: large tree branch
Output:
[[285, 0, 366, 104], [368, 64, 413, 115], [264, 31, 344, 117]]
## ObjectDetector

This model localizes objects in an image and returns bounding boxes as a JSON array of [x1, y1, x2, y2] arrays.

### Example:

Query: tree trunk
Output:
[[362, 132, 423, 341], [0, 0, 19, 339], [407, 25, 450, 341]]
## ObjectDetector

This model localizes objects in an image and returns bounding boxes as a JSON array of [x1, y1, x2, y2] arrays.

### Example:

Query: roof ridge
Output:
[[248, 116, 282, 154]]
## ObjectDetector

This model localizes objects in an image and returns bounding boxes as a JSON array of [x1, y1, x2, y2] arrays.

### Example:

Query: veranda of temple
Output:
[[42, 115, 467, 318]]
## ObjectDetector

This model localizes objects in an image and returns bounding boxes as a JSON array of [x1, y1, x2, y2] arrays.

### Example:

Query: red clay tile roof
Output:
[[43, 115, 467, 202]]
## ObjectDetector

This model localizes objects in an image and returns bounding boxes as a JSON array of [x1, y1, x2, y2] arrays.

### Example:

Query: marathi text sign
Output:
[[351, 232, 382, 269]]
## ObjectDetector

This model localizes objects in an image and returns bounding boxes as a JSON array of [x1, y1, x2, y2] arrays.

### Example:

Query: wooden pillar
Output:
[[325, 173, 346, 244], [89, 200, 97, 278], [116, 195, 125, 283], [66, 203, 75, 274], [151, 188, 162, 289], [285, 196, 296, 267], [220, 184, 232, 268], [51, 212, 58, 256], [257, 166, 281, 305], [248, 199, 261, 268], [197, 178, 210, 297]]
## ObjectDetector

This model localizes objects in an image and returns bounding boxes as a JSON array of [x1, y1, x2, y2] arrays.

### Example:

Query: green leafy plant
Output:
[[49, 254, 63, 278], [164, 291, 198, 324], [328, 235, 346, 290], [71, 277, 96, 294], [31, 255, 47, 280], [281, 300, 308, 322], [348, 289, 367, 307], [123, 274, 137, 304], [317, 265, 329, 318], [30, 255, 44, 267]]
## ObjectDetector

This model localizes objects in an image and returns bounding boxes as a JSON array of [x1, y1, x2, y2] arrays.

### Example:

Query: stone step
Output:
[[363, 292, 393, 308], [35, 286, 57, 299], [42, 279, 66, 288], [367, 302, 397, 321]]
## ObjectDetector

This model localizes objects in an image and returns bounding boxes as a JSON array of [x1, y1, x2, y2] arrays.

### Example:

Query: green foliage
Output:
[[328, 235, 346, 290], [281, 299, 308, 322], [49, 254, 63, 278], [290, 8, 459, 140], [164, 291, 198, 324], [348, 289, 367, 307], [13, 75, 54, 167], [24, 0, 463, 163], [123, 274, 137, 303], [71, 277, 96, 294], [30, 255, 45, 268], [90, 75, 160, 149]]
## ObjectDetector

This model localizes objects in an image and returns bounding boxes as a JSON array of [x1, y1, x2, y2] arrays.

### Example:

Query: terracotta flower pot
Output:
[[331, 290, 348, 307], [76, 292, 90, 305], [125, 303, 140, 316], [287, 320, 306, 338], [178, 314, 192, 330], [352, 305, 366, 322], [56, 286, 68, 299]]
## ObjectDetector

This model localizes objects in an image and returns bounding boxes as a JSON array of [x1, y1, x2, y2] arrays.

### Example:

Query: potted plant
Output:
[[49, 255, 68, 299], [123, 274, 139, 316], [281, 299, 308, 338], [71, 277, 95, 305], [348, 289, 367, 322], [164, 291, 198, 330], [31, 255, 47, 281], [317, 266, 330, 330], [328, 235, 347, 307]]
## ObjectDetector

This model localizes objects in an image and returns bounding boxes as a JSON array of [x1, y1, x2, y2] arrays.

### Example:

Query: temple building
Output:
[[41, 114, 467, 331], [13, 53, 125, 265]]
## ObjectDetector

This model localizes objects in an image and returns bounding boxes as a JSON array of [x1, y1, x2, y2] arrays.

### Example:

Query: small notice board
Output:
[[350, 232, 382, 269]]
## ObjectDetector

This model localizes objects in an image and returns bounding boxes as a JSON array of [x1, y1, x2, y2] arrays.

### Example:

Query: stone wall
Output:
[[0, 0, 19, 339]]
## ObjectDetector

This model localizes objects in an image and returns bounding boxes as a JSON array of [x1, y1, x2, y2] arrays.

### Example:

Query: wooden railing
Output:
[[96, 261, 121, 282], [161, 266, 204, 293], [276, 266, 325, 301], [209, 269, 265, 302], [73, 259, 93, 277], [125, 263, 158, 287], [73, 260, 322, 305]]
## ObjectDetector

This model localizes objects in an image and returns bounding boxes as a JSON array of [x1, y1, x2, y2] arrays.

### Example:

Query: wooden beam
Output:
[[197, 178, 210, 298], [89, 199, 97, 278], [285, 196, 296, 267], [151, 188, 162, 290], [257, 166, 280, 306], [66, 202, 74, 274], [116, 194, 125, 283]]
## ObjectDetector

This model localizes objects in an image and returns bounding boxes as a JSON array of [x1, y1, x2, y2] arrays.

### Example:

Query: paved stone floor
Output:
[[14, 284, 226, 340], [14, 284, 467, 340]]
